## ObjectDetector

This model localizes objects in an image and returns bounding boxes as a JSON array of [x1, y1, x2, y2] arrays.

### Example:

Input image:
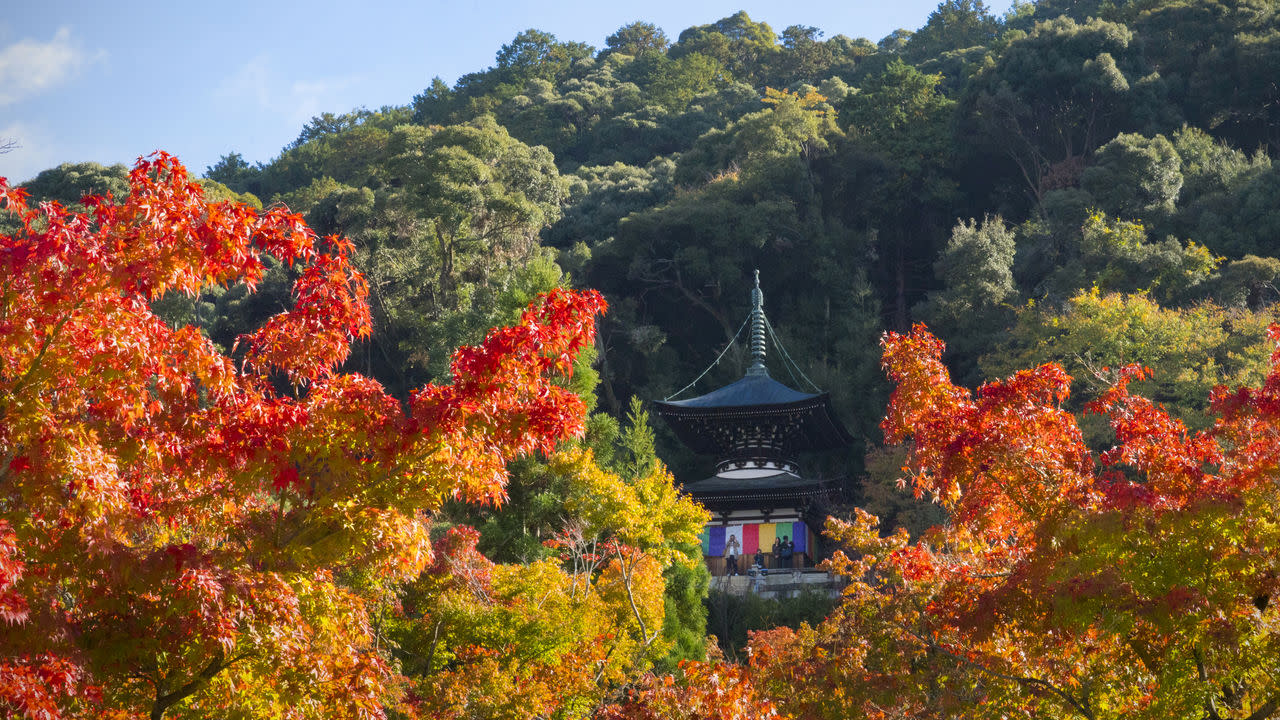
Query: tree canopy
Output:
[[0, 154, 623, 718], [10, 1, 1280, 716]]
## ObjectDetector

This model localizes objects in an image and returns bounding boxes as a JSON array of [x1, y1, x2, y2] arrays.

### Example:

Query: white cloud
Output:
[[218, 55, 273, 108], [0, 27, 99, 106], [217, 55, 359, 127], [287, 79, 340, 126]]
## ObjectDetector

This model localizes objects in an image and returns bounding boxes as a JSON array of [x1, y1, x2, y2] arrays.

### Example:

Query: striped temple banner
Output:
[[726, 525, 744, 557], [708, 525, 726, 556], [700, 522, 820, 558], [758, 523, 777, 552], [769, 526, 782, 549], [790, 521, 807, 553]]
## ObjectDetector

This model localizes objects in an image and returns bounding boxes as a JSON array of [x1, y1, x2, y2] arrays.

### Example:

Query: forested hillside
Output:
[[25, 0, 1280, 476], [7, 0, 1280, 717]]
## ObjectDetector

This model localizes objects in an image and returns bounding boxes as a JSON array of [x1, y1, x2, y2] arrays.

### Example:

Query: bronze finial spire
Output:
[[747, 270, 768, 376]]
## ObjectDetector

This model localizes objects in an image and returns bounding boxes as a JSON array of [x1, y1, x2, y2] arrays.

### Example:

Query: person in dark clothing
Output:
[[779, 535, 793, 568]]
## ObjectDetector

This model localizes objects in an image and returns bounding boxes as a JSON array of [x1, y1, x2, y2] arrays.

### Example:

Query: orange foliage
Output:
[[739, 323, 1280, 719], [611, 321, 1280, 720], [0, 154, 604, 719], [599, 660, 780, 720]]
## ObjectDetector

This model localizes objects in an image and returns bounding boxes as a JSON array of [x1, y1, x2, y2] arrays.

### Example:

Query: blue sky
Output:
[[4, 1, 949, 183]]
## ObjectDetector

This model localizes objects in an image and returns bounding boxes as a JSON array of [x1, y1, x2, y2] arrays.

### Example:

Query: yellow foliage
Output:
[[984, 290, 1277, 433], [401, 540, 676, 718], [762, 86, 829, 114], [393, 445, 708, 718], [549, 446, 709, 568]]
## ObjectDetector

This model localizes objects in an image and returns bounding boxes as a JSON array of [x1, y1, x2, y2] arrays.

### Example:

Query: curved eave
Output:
[[655, 393, 854, 455], [659, 373, 819, 409], [685, 485, 846, 511], [681, 471, 828, 493]]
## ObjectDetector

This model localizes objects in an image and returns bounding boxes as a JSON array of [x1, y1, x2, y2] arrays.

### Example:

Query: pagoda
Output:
[[654, 272, 853, 576]]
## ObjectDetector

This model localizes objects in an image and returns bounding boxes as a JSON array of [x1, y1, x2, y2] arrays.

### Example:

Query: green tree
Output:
[[19, 161, 128, 207], [411, 76, 456, 125], [602, 22, 670, 57], [495, 29, 594, 87], [903, 0, 1001, 62], [983, 289, 1277, 435], [962, 16, 1174, 206], [825, 34, 878, 75], [1206, 254, 1280, 309], [195, 178, 261, 209], [388, 117, 564, 308], [1169, 126, 1280, 258], [1080, 131, 1183, 223], [1042, 212, 1218, 304], [257, 108, 404, 197], [285, 106, 410, 151], [1172, 125, 1269, 203], [677, 87, 837, 185], [877, 29, 914, 54], [1134, 0, 1280, 151], [839, 59, 958, 328], [264, 117, 567, 397], [916, 215, 1018, 383], [202, 152, 260, 195], [776, 26, 836, 84], [644, 52, 733, 111], [546, 159, 676, 255], [669, 12, 779, 86]]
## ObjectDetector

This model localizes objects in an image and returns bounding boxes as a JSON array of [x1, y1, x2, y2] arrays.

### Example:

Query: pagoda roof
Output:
[[680, 473, 848, 511], [654, 270, 853, 456], [658, 372, 818, 409], [655, 388, 852, 455], [683, 471, 825, 494]]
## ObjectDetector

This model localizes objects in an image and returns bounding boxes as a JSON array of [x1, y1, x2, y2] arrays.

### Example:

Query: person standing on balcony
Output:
[[724, 533, 741, 575]]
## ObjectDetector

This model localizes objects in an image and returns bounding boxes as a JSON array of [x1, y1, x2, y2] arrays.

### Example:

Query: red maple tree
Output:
[[607, 319, 1280, 720], [741, 322, 1280, 720], [0, 153, 604, 719]]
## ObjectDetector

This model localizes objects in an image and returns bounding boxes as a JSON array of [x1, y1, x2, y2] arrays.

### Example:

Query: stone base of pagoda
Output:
[[709, 568, 845, 599]]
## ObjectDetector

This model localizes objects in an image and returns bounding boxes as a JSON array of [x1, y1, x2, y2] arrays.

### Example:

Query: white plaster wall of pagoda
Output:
[[714, 465, 800, 479]]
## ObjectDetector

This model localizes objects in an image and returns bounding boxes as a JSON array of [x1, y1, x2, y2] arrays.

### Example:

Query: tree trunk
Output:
[[150, 649, 230, 720], [894, 245, 909, 331]]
